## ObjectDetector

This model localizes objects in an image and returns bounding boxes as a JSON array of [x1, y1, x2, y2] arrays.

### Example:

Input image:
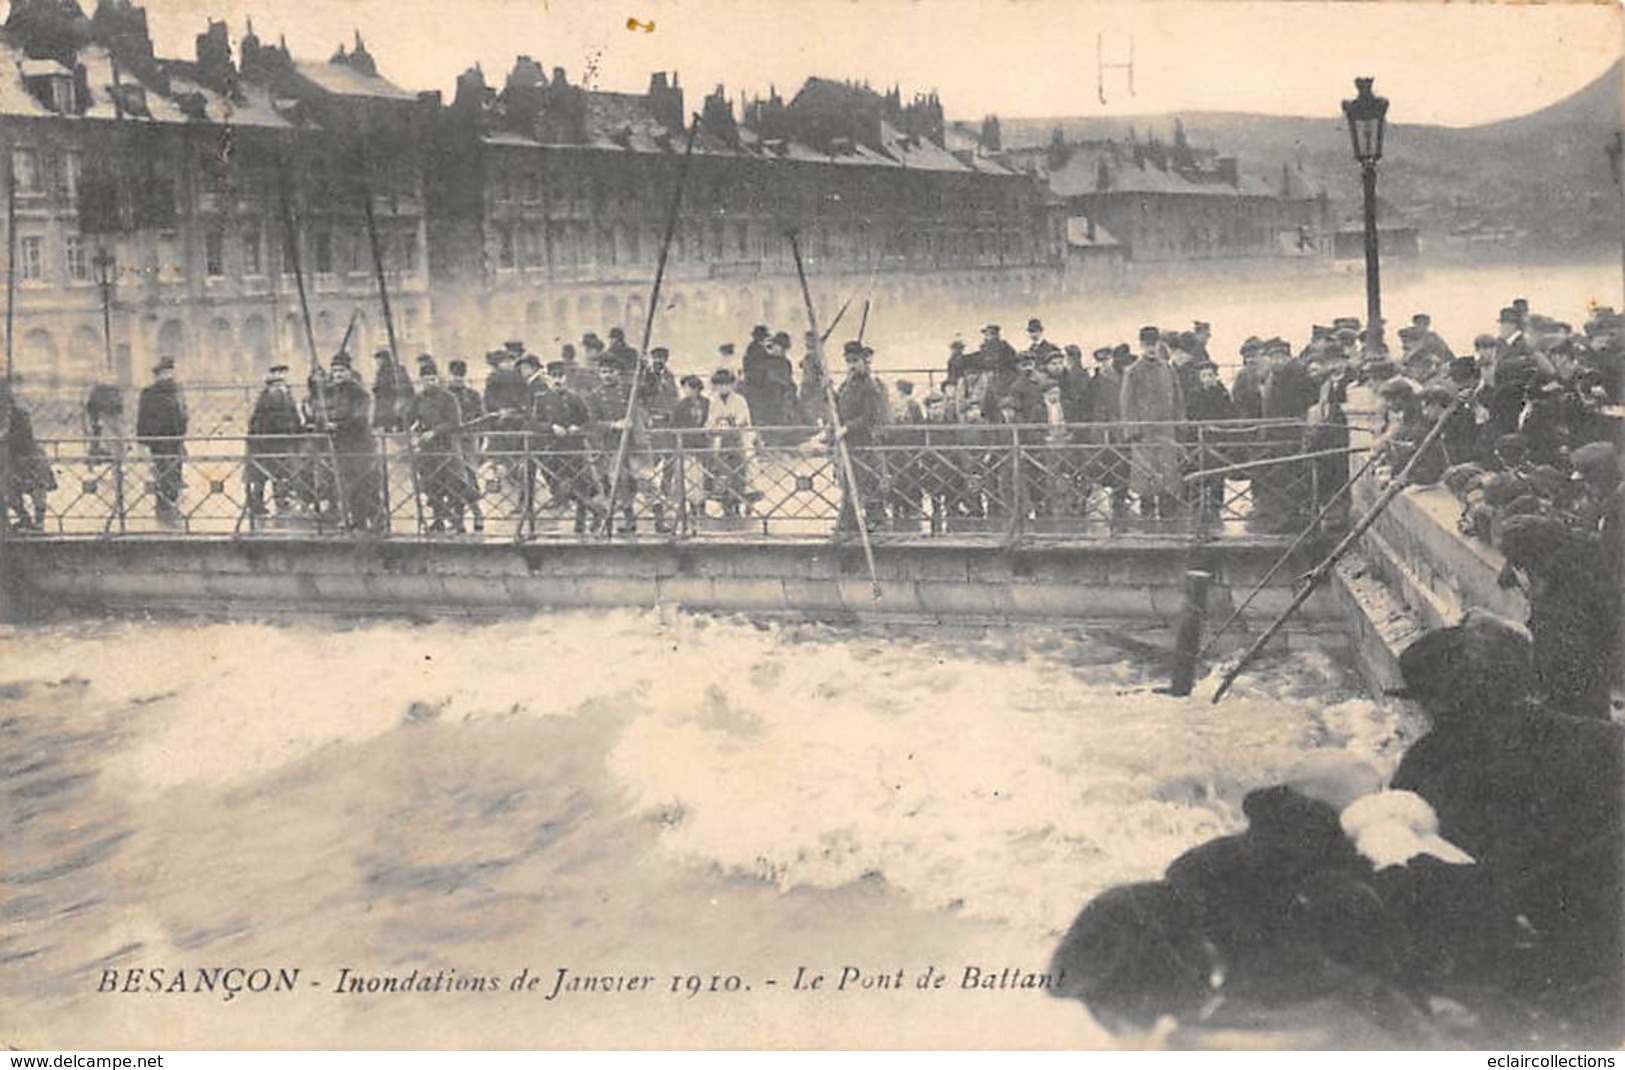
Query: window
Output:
[[498, 226, 516, 269], [523, 172, 540, 203], [64, 234, 86, 281], [158, 232, 180, 279], [46, 76, 73, 115], [20, 236, 42, 280], [205, 228, 225, 277], [314, 229, 333, 275], [12, 148, 40, 194], [62, 151, 81, 202], [347, 229, 365, 274], [242, 227, 262, 275], [403, 230, 419, 273]]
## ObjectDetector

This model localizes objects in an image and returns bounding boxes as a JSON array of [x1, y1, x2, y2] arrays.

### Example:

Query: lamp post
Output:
[[1607, 131, 1623, 300], [92, 247, 116, 375], [1342, 77, 1389, 355]]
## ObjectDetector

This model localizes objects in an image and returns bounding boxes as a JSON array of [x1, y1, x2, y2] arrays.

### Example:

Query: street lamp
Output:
[[1342, 77, 1389, 355], [92, 247, 117, 374], [1607, 131, 1623, 298]]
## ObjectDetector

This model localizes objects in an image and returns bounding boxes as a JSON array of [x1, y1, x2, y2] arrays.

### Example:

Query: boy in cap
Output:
[[704, 368, 754, 518], [1182, 361, 1237, 522]]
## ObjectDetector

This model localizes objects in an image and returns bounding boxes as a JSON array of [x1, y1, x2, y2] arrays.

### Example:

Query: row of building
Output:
[[0, 0, 1339, 391]]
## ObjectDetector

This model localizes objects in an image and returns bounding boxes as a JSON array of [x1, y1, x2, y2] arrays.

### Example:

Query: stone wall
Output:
[[8, 536, 1341, 636]]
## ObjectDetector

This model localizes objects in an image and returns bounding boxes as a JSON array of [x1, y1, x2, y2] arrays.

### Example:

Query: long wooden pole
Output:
[[1, 156, 14, 603], [359, 147, 401, 368], [789, 231, 880, 600], [1181, 444, 1369, 483], [1210, 399, 1463, 704], [601, 114, 700, 539], [278, 156, 323, 381], [1196, 445, 1385, 661], [5, 151, 15, 385]]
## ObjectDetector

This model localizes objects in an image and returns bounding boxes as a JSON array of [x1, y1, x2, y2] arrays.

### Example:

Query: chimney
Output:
[[647, 69, 683, 135], [980, 114, 1001, 153]]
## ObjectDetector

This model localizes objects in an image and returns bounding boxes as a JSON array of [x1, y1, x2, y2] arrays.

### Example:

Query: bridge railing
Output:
[[16, 419, 1370, 542]]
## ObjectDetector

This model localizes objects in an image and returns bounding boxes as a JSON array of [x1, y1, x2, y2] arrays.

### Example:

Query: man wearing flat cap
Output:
[[409, 356, 472, 533], [246, 363, 304, 520], [370, 347, 413, 433], [136, 356, 189, 523], [832, 341, 890, 533], [1119, 327, 1184, 523], [976, 324, 1019, 421], [604, 327, 638, 375], [445, 359, 486, 532], [532, 358, 601, 533], [324, 350, 383, 532]]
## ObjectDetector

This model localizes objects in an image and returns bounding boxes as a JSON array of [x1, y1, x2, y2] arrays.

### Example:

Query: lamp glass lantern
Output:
[[1342, 77, 1389, 165]]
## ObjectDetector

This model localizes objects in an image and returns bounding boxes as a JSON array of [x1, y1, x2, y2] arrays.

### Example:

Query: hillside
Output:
[[998, 62, 1623, 254]]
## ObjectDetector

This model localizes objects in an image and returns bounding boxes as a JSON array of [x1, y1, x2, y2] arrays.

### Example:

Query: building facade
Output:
[[0, 0, 434, 391], [0, 0, 1063, 391], [992, 128, 1333, 264], [426, 66, 1062, 360]]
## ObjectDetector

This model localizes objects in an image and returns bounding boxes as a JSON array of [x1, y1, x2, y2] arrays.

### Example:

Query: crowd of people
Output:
[[1050, 608, 1622, 1047], [3, 298, 1621, 546]]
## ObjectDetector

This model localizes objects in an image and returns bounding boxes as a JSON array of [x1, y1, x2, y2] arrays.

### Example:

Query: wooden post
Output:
[[788, 231, 880, 600], [602, 114, 701, 539], [1163, 569, 1213, 697]]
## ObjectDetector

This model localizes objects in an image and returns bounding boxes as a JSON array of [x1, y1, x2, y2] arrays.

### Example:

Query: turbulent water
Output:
[[0, 610, 1402, 1047]]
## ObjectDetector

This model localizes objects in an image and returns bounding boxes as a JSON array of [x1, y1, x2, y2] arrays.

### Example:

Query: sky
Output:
[[123, 0, 1625, 127]]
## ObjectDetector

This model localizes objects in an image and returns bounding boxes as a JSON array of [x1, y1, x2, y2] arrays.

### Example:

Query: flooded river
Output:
[[1, 610, 1400, 1048], [861, 258, 1624, 379]]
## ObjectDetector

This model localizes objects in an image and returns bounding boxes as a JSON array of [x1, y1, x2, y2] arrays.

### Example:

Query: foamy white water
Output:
[[1, 610, 1398, 948]]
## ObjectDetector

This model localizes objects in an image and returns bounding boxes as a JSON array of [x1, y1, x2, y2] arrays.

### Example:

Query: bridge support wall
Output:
[[9, 536, 1343, 638]]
